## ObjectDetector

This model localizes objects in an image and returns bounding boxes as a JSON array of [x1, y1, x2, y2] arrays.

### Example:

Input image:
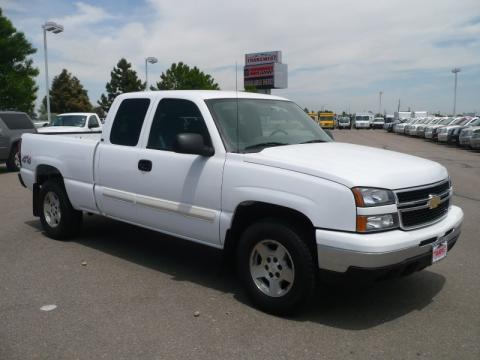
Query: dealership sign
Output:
[[244, 51, 287, 90], [245, 51, 282, 66]]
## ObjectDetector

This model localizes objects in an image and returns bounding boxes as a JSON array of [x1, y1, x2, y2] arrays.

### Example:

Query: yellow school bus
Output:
[[319, 112, 335, 129]]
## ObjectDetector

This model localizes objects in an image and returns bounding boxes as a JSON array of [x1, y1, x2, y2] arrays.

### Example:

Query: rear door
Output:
[[94, 98, 152, 222], [132, 98, 224, 245]]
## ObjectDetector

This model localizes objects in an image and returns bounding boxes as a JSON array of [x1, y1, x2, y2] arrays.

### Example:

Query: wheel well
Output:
[[224, 202, 316, 260], [36, 165, 64, 186]]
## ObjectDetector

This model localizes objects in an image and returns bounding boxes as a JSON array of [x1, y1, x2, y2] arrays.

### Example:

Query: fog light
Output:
[[357, 214, 398, 232]]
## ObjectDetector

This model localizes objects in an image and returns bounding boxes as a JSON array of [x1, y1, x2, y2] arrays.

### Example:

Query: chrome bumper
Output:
[[316, 206, 463, 272]]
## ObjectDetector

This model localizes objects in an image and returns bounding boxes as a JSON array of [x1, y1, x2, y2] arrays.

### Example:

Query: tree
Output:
[[244, 85, 258, 93], [151, 62, 219, 91], [98, 58, 145, 112], [0, 8, 39, 114], [41, 69, 92, 114]]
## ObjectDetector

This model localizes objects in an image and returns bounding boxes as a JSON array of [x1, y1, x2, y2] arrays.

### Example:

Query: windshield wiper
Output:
[[244, 142, 289, 151], [299, 139, 327, 144]]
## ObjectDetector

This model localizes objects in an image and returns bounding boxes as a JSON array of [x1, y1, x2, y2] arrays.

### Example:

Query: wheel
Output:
[[6, 143, 21, 172], [237, 220, 316, 315], [39, 180, 82, 240]]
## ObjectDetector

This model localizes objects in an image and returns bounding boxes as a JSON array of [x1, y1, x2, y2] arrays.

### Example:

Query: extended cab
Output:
[[19, 91, 464, 314]]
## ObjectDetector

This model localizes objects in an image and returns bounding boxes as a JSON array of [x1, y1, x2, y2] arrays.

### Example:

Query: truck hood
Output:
[[244, 142, 447, 189], [37, 126, 87, 133]]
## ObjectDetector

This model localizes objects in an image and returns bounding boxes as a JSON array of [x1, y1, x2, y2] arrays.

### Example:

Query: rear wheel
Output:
[[39, 180, 82, 240], [237, 220, 316, 315], [6, 143, 20, 172]]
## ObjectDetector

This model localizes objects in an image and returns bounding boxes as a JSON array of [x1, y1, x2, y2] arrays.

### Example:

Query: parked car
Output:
[[354, 113, 372, 129], [415, 118, 440, 137], [0, 112, 37, 171], [449, 117, 479, 145], [394, 118, 414, 134], [19, 90, 464, 314], [383, 115, 395, 132], [437, 117, 471, 144], [38, 113, 102, 134], [425, 117, 455, 140], [405, 119, 423, 135], [459, 120, 480, 147], [337, 116, 351, 129], [372, 117, 385, 129], [470, 129, 480, 149]]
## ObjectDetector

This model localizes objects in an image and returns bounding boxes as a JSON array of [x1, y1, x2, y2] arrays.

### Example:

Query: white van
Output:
[[354, 113, 373, 129]]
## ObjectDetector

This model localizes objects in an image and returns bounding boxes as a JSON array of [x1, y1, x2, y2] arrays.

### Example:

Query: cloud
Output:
[[2, 0, 480, 113]]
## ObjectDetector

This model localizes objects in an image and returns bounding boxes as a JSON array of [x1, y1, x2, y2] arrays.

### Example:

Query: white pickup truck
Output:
[[37, 112, 102, 134], [19, 91, 463, 314]]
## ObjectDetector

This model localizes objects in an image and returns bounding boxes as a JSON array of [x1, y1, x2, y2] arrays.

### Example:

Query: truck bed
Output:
[[20, 133, 101, 213]]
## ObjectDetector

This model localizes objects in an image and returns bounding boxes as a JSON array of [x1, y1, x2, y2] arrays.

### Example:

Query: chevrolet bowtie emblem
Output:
[[427, 194, 441, 209]]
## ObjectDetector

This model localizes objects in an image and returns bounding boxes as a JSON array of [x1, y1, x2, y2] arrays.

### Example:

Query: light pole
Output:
[[42, 21, 63, 123], [145, 57, 158, 90], [378, 91, 383, 115], [451, 68, 461, 116]]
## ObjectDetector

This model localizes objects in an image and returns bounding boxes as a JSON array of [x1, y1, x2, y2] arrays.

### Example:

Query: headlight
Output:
[[357, 213, 399, 232], [352, 187, 395, 207]]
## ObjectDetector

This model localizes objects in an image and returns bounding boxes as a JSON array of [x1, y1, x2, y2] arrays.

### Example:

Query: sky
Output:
[[1, 0, 479, 114]]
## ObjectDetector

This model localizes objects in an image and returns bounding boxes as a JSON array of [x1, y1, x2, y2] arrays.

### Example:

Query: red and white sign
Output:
[[244, 64, 275, 79]]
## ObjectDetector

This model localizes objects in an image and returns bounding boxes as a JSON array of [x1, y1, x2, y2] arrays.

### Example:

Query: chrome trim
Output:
[[397, 189, 451, 209], [393, 179, 451, 230], [398, 194, 450, 213], [394, 179, 450, 193]]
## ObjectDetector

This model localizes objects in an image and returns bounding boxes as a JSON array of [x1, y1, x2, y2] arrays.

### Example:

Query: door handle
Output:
[[138, 159, 152, 172]]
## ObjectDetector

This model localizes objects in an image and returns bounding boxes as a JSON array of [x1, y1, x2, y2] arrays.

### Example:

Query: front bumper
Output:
[[459, 136, 471, 146], [437, 133, 448, 142], [316, 205, 463, 273], [471, 138, 480, 149]]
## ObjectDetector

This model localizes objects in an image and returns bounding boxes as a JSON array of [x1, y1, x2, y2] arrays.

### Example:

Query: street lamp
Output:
[[451, 68, 461, 116], [42, 21, 63, 123], [378, 91, 383, 115], [145, 57, 158, 90]]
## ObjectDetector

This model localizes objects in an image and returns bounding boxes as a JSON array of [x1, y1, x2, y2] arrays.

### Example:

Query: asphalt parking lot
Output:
[[1, 130, 479, 360]]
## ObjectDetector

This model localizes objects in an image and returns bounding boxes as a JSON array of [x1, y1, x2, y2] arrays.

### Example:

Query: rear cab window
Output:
[[110, 98, 150, 146], [0, 113, 34, 130]]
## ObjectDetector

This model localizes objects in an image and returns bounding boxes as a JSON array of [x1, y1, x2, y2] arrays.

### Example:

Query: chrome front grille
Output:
[[395, 179, 451, 230]]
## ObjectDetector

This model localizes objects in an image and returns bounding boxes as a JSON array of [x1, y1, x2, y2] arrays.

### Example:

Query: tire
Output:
[[236, 220, 316, 315], [39, 180, 82, 240], [6, 143, 20, 172]]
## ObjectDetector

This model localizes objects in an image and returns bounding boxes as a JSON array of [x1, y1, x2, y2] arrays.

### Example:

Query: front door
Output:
[[133, 98, 224, 246]]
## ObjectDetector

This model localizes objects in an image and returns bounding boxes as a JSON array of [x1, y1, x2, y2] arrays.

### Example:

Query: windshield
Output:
[[452, 118, 467, 126], [206, 99, 332, 153], [339, 117, 349, 122], [469, 119, 480, 126], [374, 118, 384, 122], [438, 118, 453, 125], [356, 116, 369, 121], [50, 115, 86, 127]]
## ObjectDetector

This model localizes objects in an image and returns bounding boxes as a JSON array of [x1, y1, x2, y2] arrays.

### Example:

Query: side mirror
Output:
[[324, 129, 334, 140], [174, 133, 214, 157]]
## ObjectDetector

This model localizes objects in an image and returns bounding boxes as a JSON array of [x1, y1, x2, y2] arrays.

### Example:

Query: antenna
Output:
[[235, 61, 239, 153]]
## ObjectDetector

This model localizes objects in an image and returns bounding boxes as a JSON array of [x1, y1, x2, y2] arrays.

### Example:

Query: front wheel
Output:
[[237, 220, 316, 315], [39, 180, 82, 240]]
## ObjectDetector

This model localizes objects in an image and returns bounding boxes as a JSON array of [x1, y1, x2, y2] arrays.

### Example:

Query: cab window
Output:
[[147, 98, 211, 151]]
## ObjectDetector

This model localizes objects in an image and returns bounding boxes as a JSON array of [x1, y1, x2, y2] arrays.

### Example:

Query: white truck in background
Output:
[[19, 91, 463, 314], [38, 113, 102, 134]]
